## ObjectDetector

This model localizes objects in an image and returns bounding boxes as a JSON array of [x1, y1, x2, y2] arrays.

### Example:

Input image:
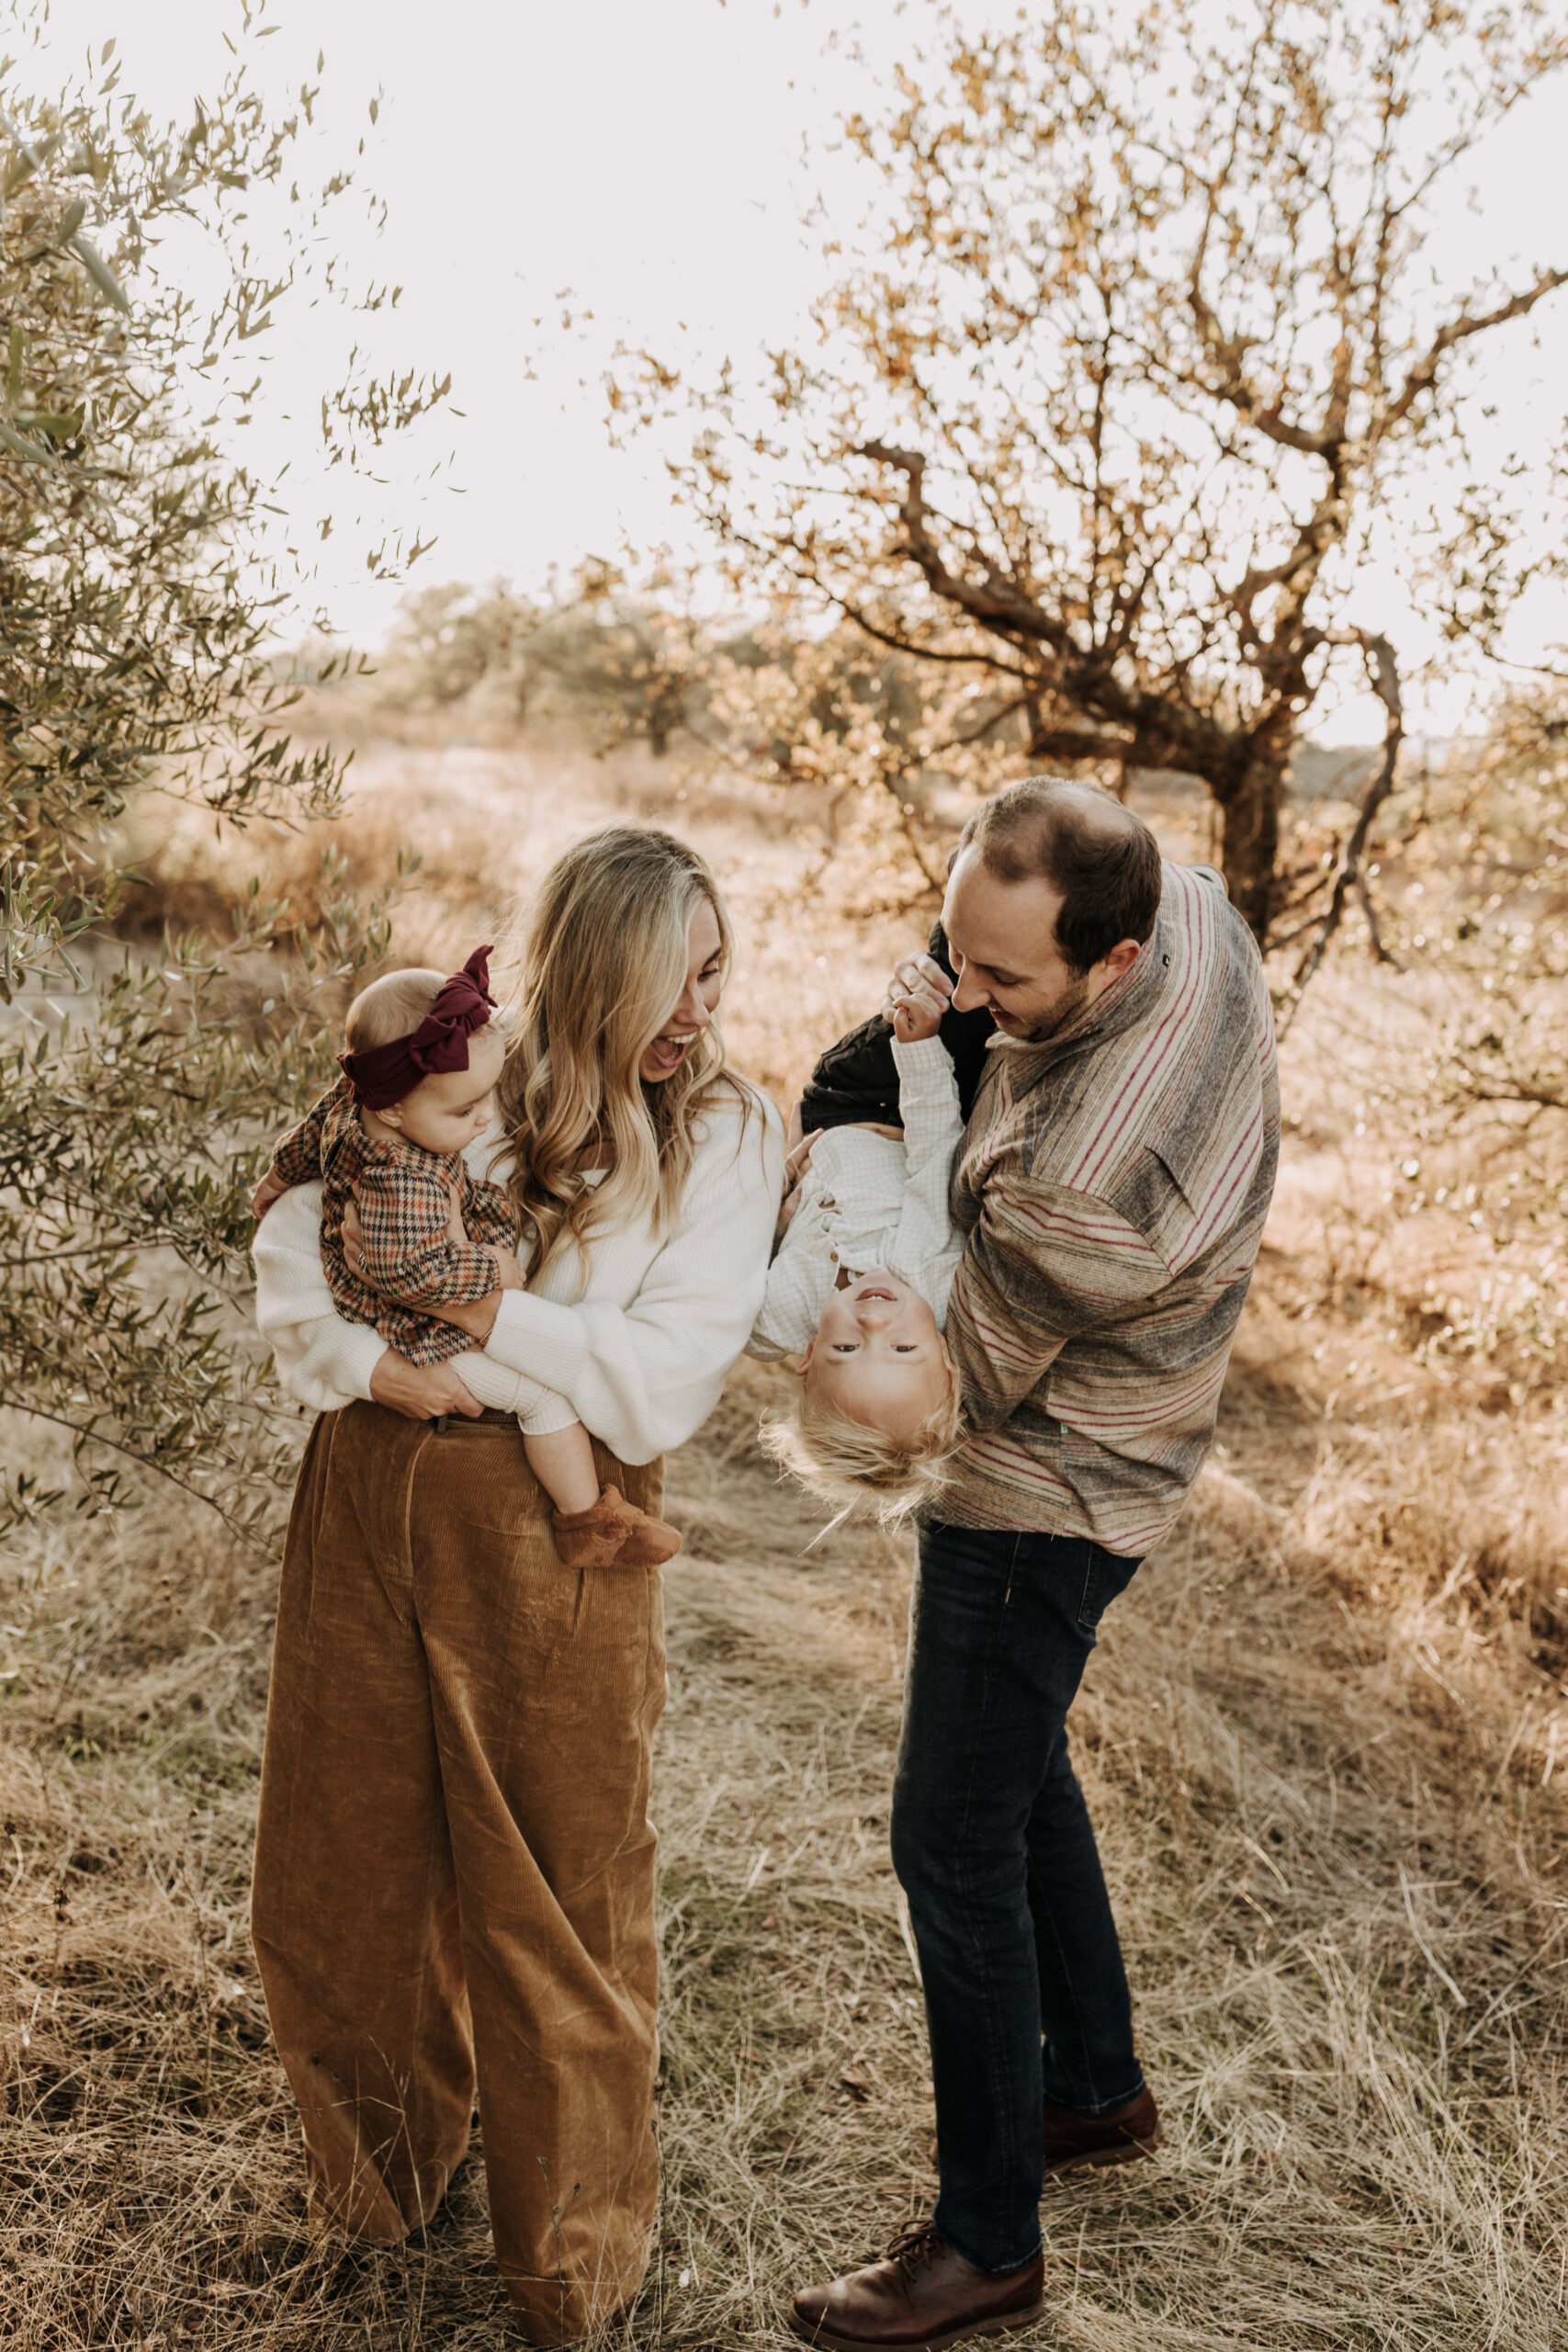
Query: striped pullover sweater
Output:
[[940, 861, 1279, 1555]]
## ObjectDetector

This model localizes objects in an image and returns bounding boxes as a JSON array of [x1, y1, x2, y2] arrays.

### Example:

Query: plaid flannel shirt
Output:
[[268, 1077, 517, 1369]]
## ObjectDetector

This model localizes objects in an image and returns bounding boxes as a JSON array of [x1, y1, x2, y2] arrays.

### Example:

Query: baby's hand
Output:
[[251, 1168, 289, 1222], [491, 1245, 527, 1292], [882, 951, 952, 1044], [445, 1183, 470, 1247]]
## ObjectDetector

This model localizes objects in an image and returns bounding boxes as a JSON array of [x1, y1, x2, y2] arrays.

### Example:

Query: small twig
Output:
[[6, 1406, 276, 1554], [1278, 629, 1404, 1038], [1356, 876, 1402, 968]]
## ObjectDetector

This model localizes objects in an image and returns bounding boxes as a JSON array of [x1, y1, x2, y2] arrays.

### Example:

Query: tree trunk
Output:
[[1217, 747, 1285, 944]]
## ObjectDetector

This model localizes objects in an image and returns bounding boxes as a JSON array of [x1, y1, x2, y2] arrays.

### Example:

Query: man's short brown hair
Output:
[[961, 779, 1163, 977]]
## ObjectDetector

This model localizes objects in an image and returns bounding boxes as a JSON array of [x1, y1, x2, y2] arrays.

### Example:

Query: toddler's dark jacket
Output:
[[799, 925, 996, 1134]]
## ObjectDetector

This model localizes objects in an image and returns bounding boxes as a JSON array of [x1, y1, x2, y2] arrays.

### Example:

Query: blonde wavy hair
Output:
[[759, 1357, 967, 1528], [491, 825, 745, 1287]]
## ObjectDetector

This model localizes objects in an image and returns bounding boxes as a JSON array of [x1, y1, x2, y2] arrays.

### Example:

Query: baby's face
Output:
[[801, 1272, 951, 1440], [380, 1025, 506, 1157]]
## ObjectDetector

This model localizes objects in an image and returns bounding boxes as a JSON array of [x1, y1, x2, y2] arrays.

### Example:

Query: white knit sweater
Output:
[[253, 1091, 784, 1464], [749, 1036, 964, 1362]]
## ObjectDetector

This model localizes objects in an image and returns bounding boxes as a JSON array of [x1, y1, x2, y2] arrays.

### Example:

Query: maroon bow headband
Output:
[[339, 945, 498, 1111]]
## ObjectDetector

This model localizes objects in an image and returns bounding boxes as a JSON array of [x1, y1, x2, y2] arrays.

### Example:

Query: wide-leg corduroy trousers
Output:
[[251, 1399, 667, 2344]]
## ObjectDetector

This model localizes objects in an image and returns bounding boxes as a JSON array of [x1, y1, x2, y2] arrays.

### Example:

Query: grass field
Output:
[[4, 715, 1566, 2348]]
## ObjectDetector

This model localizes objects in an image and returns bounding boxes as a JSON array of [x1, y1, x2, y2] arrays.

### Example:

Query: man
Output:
[[791, 780, 1280, 2350]]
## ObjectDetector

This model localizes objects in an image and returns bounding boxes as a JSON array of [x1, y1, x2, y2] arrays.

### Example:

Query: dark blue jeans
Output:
[[889, 1518, 1145, 2275]]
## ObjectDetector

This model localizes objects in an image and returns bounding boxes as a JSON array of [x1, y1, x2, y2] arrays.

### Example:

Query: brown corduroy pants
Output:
[[251, 1400, 667, 2343]]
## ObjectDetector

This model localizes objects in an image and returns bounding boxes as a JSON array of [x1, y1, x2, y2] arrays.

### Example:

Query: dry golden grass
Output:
[[6, 713, 1567, 2347]]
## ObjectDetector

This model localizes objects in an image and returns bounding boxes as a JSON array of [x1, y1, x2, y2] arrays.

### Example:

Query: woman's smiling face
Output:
[[639, 897, 726, 1083]]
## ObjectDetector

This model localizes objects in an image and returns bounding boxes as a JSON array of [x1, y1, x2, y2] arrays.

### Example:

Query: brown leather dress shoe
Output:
[[789, 2222, 1043, 2350], [1042, 2085, 1163, 2174]]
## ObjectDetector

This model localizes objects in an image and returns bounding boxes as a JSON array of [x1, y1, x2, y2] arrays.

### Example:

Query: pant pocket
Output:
[[1077, 1544, 1141, 1634]]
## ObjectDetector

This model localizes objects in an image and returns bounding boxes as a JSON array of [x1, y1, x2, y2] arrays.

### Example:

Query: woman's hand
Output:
[[369, 1350, 484, 1420], [881, 951, 953, 1044], [782, 1113, 818, 1196], [423, 1292, 501, 1340]]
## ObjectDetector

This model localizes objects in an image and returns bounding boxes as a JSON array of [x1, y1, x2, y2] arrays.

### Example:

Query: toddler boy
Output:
[[749, 944, 984, 1518]]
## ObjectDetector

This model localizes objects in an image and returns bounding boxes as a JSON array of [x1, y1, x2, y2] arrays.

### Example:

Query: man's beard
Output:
[[1021, 972, 1095, 1043]]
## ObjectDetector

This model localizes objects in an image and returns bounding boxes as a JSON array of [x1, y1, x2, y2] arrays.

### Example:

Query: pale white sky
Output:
[[27, 0, 1568, 740]]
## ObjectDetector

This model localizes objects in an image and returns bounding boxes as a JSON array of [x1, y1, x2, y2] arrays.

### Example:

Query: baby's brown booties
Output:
[[551, 1484, 683, 1569]]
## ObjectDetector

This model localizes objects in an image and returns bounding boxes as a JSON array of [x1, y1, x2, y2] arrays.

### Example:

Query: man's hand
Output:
[[882, 951, 953, 1044], [369, 1350, 484, 1419], [251, 1168, 288, 1222]]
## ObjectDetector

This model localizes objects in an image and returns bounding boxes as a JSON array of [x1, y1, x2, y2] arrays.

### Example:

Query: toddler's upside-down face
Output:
[[799, 1271, 953, 1441]]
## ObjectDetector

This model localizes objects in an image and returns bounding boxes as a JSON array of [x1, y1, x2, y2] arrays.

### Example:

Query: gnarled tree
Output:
[[619, 0, 1568, 957]]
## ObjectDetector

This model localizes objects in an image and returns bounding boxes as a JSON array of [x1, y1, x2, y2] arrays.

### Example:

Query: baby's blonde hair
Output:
[[760, 1356, 966, 1527], [344, 967, 447, 1056]]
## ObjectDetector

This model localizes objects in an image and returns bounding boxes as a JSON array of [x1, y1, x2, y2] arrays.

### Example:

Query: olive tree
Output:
[[0, 19, 446, 1539]]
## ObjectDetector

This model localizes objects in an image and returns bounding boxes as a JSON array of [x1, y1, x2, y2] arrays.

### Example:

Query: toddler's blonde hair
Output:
[[760, 1354, 966, 1527]]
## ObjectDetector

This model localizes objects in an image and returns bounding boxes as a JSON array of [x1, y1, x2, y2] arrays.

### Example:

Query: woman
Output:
[[249, 826, 783, 2341]]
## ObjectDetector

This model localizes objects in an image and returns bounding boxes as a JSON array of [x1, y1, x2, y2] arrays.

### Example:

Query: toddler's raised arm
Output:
[[889, 1037, 965, 1291]]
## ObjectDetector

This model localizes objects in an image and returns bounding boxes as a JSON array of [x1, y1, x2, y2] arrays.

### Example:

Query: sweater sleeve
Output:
[[480, 1093, 785, 1462], [944, 1176, 1170, 1434], [887, 1037, 964, 1285], [252, 1178, 569, 1426], [252, 1180, 388, 1410]]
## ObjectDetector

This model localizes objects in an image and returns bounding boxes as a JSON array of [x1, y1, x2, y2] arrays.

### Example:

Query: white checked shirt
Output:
[[749, 1037, 965, 1361]]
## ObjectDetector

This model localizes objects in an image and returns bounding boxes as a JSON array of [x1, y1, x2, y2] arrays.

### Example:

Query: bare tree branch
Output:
[[1384, 269, 1568, 431], [1280, 630, 1405, 1033]]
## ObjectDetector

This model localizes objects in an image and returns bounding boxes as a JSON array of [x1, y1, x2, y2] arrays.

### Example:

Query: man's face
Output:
[[941, 846, 1133, 1042]]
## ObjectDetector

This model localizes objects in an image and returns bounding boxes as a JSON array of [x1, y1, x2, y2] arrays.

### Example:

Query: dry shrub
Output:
[[6, 714, 1568, 2346], [6, 1341, 1568, 2349], [110, 695, 917, 1113]]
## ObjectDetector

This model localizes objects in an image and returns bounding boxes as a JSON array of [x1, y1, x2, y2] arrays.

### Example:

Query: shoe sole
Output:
[[1042, 2124, 1163, 2177], [788, 2301, 1044, 2352]]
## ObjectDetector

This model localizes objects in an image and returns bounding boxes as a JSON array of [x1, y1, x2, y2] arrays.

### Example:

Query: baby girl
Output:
[[251, 947, 680, 1567], [749, 962, 972, 1518]]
